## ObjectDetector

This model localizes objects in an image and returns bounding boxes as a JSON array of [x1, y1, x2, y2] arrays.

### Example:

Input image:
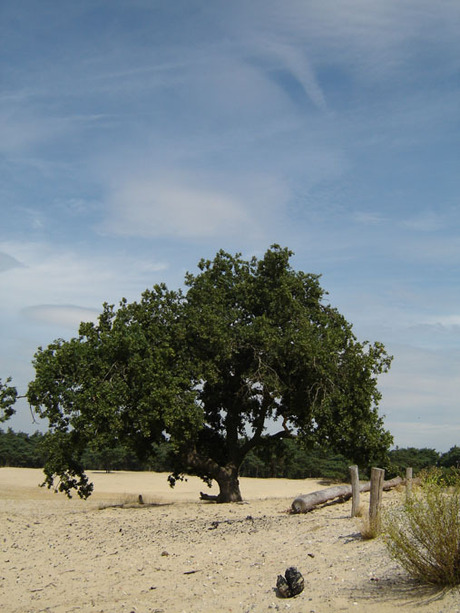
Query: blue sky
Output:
[[1, 1, 459, 451]]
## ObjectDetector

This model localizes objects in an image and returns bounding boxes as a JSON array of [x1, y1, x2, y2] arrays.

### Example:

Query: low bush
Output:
[[383, 470, 460, 585], [418, 465, 460, 487]]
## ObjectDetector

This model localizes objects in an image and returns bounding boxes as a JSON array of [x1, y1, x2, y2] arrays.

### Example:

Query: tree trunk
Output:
[[215, 470, 243, 502], [185, 448, 243, 503], [200, 465, 243, 503]]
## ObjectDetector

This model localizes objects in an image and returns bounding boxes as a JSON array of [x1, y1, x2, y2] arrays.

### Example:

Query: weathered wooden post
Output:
[[349, 465, 360, 517], [369, 467, 385, 532], [405, 467, 413, 501]]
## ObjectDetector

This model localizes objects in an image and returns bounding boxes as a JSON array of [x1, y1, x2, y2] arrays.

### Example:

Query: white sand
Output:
[[1, 468, 459, 612]]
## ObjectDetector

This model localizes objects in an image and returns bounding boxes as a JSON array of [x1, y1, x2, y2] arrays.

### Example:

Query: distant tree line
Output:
[[2, 428, 460, 482], [0, 429, 162, 473], [0, 429, 46, 468]]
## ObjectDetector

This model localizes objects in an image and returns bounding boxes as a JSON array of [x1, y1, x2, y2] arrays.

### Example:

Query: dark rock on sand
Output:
[[276, 566, 305, 598]]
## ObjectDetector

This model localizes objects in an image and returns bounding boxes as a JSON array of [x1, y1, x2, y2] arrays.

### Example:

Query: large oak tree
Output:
[[28, 246, 393, 502]]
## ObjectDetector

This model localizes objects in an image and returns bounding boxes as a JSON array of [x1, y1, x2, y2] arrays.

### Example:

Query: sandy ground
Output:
[[1, 468, 459, 613]]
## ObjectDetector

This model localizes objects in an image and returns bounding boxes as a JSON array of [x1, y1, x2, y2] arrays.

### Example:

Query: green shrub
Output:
[[383, 470, 460, 585], [418, 465, 460, 487]]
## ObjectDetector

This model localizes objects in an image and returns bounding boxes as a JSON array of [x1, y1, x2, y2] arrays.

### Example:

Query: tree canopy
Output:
[[439, 446, 460, 469], [387, 447, 440, 477], [27, 246, 393, 501], [0, 377, 17, 423]]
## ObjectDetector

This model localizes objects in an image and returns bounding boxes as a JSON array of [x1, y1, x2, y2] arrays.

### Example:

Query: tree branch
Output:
[[185, 447, 223, 479]]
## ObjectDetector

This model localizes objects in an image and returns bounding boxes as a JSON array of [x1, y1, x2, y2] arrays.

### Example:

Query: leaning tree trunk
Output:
[[185, 448, 244, 503], [200, 464, 243, 503]]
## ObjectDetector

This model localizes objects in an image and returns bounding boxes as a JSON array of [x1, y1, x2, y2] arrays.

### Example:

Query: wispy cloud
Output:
[[0, 241, 169, 313], [22, 305, 100, 329], [105, 180, 250, 239], [102, 170, 289, 242], [0, 109, 55, 154], [424, 315, 460, 328], [0, 251, 24, 273], [248, 38, 328, 111], [353, 212, 387, 225], [401, 211, 447, 232]]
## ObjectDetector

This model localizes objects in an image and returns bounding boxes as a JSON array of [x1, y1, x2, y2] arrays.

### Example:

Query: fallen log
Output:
[[291, 476, 403, 513]]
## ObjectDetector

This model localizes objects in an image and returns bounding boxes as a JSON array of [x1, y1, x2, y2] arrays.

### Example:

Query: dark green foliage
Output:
[[37, 430, 94, 498], [386, 447, 460, 482], [0, 429, 46, 467], [28, 284, 202, 497], [5, 425, 460, 490], [0, 377, 17, 422], [240, 437, 351, 481], [418, 465, 460, 487], [387, 447, 440, 478], [27, 246, 393, 501], [0, 430, 348, 481], [439, 446, 460, 468], [147, 441, 175, 473], [81, 441, 139, 473], [0, 428, 174, 473]]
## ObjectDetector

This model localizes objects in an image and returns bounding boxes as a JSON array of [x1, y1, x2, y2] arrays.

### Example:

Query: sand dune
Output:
[[1, 468, 459, 612]]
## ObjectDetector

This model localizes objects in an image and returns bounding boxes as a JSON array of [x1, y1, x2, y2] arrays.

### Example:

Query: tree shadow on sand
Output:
[[352, 574, 460, 609]]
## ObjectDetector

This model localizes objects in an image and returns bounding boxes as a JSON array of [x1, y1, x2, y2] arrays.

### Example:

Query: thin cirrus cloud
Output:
[[0, 251, 24, 273], [0, 241, 169, 313], [245, 38, 328, 111], [102, 171, 290, 242], [401, 211, 446, 232], [22, 304, 100, 329], [105, 181, 251, 239], [425, 315, 460, 328]]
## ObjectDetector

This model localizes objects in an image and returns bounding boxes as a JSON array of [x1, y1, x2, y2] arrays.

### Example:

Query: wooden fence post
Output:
[[349, 465, 360, 517], [405, 467, 413, 501], [369, 467, 385, 531]]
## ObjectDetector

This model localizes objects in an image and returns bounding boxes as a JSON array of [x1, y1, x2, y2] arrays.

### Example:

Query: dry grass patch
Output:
[[383, 472, 460, 586], [97, 493, 166, 510], [359, 510, 380, 540]]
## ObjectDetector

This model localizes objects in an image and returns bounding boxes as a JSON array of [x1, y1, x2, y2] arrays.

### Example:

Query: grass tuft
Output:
[[97, 493, 162, 510]]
